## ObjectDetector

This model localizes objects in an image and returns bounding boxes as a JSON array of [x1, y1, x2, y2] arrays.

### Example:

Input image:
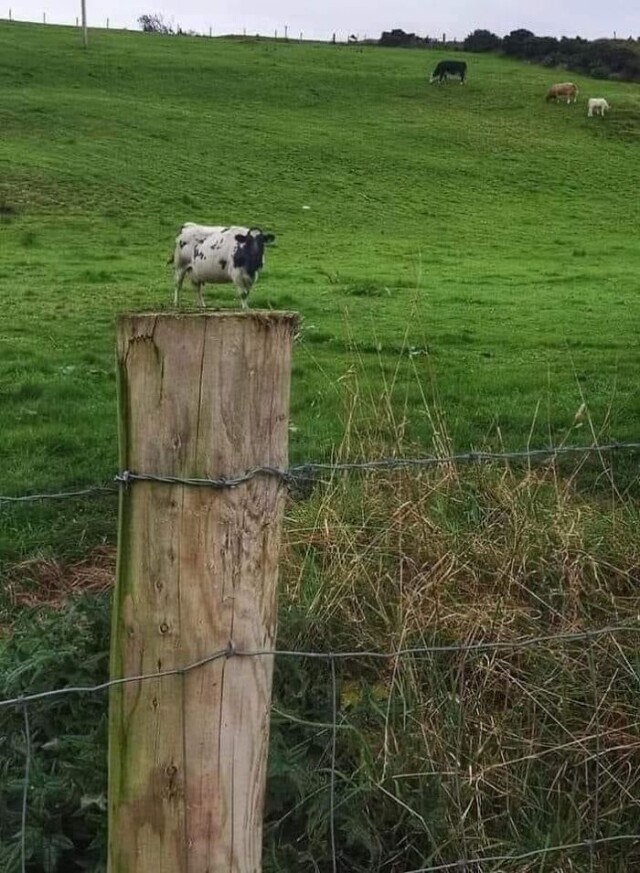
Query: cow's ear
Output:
[[263, 233, 276, 245], [235, 234, 248, 243]]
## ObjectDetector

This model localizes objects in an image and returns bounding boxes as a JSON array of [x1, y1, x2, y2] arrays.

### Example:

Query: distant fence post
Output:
[[80, 0, 87, 47], [108, 311, 298, 872]]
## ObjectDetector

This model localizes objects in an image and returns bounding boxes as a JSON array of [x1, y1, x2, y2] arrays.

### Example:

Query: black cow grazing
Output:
[[430, 60, 467, 84]]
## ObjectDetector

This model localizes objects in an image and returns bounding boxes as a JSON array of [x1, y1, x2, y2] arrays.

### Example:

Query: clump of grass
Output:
[[343, 281, 387, 297], [19, 230, 38, 248], [77, 269, 113, 283], [4, 546, 114, 611], [270, 367, 640, 871], [0, 200, 18, 224]]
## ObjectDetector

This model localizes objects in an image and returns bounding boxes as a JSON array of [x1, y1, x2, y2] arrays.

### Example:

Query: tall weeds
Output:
[[270, 362, 640, 871]]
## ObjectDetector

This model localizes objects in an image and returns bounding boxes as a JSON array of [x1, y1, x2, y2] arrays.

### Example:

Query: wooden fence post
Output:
[[109, 311, 298, 872]]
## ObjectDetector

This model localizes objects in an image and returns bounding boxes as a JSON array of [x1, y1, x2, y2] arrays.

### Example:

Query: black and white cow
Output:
[[171, 222, 222, 282], [171, 224, 276, 309], [430, 60, 467, 84]]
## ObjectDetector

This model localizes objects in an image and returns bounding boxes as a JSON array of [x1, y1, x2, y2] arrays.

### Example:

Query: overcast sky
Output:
[[9, 0, 639, 43]]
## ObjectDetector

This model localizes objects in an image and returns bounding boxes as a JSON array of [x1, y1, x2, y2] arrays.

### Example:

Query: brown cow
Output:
[[546, 82, 579, 104]]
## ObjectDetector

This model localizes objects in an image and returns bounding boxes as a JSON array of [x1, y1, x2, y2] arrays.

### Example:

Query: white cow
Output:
[[587, 98, 610, 117], [171, 224, 275, 309]]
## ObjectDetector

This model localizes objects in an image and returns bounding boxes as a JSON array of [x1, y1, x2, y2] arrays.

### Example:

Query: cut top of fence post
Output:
[[116, 311, 299, 478]]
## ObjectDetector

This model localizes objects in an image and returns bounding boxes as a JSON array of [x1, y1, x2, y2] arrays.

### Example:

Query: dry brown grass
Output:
[[4, 546, 115, 611], [275, 455, 640, 870]]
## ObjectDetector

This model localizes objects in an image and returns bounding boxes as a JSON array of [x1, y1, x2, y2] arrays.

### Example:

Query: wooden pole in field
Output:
[[80, 0, 87, 46], [109, 311, 298, 873]]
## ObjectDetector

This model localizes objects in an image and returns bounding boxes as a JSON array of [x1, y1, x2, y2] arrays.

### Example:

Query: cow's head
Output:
[[233, 228, 276, 276]]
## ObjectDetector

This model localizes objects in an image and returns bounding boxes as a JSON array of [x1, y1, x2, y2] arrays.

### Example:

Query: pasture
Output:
[[1, 24, 639, 544], [1, 21, 640, 873]]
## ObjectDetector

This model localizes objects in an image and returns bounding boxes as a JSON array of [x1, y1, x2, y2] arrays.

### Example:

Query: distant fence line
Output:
[[1, 439, 640, 505], [1, 13, 470, 46], [2, 12, 375, 43]]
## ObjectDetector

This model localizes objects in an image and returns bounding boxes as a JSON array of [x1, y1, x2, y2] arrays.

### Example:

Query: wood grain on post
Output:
[[109, 311, 298, 873]]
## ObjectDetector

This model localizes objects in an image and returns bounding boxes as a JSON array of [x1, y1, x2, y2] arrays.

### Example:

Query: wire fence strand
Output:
[[5, 631, 640, 872], [20, 701, 31, 873], [405, 834, 640, 872], [1, 439, 639, 504], [329, 656, 338, 873], [2, 623, 639, 711]]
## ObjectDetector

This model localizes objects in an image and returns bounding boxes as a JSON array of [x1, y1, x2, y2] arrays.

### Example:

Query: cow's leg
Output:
[[174, 268, 186, 307], [194, 282, 206, 309], [237, 279, 251, 311]]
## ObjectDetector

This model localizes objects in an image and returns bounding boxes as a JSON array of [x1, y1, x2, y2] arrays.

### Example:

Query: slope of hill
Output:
[[1, 22, 639, 553], [2, 24, 640, 873]]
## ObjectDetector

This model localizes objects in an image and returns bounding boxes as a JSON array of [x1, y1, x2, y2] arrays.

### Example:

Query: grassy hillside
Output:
[[1, 24, 640, 872], [1, 25, 640, 553]]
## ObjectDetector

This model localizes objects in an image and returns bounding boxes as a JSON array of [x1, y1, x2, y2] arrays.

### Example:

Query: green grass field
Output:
[[1, 24, 639, 513], [1, 23, 640, 873]]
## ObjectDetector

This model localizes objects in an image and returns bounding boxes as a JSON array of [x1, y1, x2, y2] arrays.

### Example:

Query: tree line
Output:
[[379, 27, 640, 83]]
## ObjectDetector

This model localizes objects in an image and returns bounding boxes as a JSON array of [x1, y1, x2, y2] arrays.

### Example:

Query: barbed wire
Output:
[[0, 484, 119, 503], [1, 440, 639, 504], [1, 623, 638, 711]]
